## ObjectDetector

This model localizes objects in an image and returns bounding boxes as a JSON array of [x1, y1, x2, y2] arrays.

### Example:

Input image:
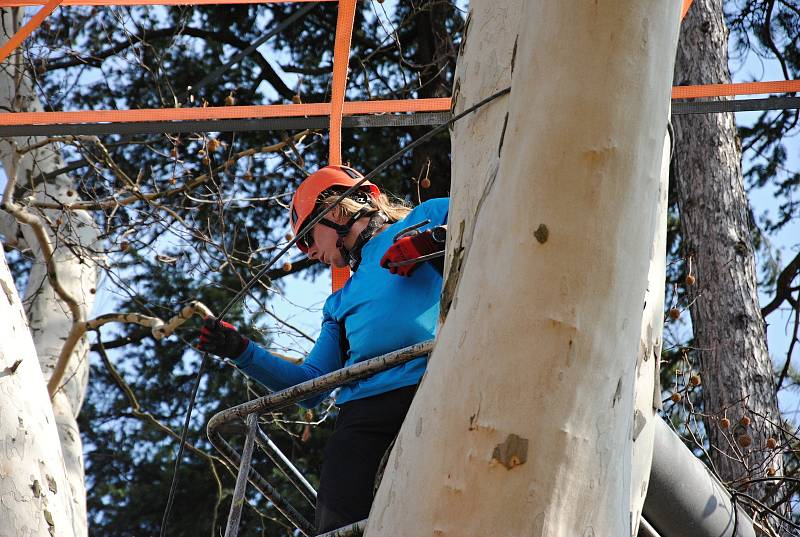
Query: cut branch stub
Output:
[[491, 433, 528, 470]]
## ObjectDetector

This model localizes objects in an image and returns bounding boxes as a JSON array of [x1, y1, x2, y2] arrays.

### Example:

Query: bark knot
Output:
[[534, 224, 549, 244], [492, 433, 528, 469]]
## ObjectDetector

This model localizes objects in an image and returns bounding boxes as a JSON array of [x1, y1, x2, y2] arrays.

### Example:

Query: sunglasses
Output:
[[298, 226, 315, 249]]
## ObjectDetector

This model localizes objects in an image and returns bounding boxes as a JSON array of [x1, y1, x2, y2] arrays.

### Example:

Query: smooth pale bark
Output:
[[0, 254, 75, 537], [0, 8, 98, 536], [367, 2, 679, 536], [673, 0, 782, 501]]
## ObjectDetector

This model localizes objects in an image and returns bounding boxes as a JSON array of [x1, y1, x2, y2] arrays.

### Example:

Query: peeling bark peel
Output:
[[0, 252, 76, 537]]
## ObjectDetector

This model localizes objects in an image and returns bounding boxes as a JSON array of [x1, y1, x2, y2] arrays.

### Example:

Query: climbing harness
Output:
[[159, 86, 512, 537]]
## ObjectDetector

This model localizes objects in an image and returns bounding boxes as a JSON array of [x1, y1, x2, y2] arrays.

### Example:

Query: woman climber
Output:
[[198, 164, 448, 534]]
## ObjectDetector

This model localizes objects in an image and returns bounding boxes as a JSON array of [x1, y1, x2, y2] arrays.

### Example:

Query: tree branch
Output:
[[28, 131, 312, 211], [44, 26, 295, 100], [762, 251, 800, 317]]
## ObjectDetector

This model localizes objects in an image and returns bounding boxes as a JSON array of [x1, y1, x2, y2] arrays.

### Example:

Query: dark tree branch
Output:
[[775, 301, 799, 391], [89, 258, 319, 353], [762, 251, 800, 317]]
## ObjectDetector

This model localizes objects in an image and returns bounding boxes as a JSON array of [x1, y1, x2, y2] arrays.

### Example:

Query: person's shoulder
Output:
[[419, 197, 449, 222], [389, 198, 450, 231], [419, 197, 449, 211], [322, 288, 345, 320]]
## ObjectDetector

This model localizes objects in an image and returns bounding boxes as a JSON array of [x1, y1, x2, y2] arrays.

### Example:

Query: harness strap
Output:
[[338, 319, 351, 368], [346, 212, 388, 271]]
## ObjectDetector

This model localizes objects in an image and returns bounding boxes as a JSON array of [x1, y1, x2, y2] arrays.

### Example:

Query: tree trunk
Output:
[[367, 1, 679, 535], [673, 0, 783, 501], [0, 8, 98, 537], [0, 241, 76, 537]]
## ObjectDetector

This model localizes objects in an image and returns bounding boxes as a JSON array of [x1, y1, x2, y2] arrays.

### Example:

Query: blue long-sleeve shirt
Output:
[[234, 198, 449, 407]]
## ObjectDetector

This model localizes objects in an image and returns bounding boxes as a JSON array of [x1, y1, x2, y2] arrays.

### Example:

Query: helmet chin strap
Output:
[[317, 204, 387, 271], [342, 211, 388, 271]]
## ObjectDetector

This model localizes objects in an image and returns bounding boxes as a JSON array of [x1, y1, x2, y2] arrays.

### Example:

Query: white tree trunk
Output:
[[367, 1, 679, 535], [1, 8, 98, 537], [0, 253, 76, 537]]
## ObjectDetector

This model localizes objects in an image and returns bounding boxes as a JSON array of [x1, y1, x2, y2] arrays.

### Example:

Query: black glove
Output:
[[198, 317, 249, 358]]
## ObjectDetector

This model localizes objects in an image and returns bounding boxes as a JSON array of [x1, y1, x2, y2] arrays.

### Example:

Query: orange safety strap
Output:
[[0, 0, 329, 5], [0, 98, 451, 126], [0, 0, 63, 64], [672, 80, 800, 99], [681, 0, 693, 20], [329, 0, 357, 291]]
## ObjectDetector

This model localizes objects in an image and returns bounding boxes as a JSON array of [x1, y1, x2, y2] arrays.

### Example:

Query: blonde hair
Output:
[[318, 191, 412, 224]]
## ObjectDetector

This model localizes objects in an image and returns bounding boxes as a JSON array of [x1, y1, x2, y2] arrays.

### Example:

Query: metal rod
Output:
[[210, 432, 315, 536], [255, 427, 317, 505], [392, 219, 430, 242], [387, 251, 444, 268], [224, 413, 259, 537], [672, 96, 800, 115], [0, 111, 452, 137], [638, 517, 662, 537]]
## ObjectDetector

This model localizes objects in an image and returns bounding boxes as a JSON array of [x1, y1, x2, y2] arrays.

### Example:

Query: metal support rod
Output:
[[644, 418, 756, 537], [637, 517, 662, 537], [211, 433, 316, 536], [224, 413, 259, 537], [256, 427, 317, 505]]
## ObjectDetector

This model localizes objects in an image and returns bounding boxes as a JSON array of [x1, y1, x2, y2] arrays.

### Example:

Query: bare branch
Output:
[[762, 251, 800, 317]]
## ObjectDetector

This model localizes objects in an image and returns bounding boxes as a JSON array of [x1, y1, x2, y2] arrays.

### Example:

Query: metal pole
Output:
[[638, 517, 662, 537], [224, 413, 260, 537], [210, 433, 315, 536], [643, 418, 756, 537], [256, 428, 317, 504]]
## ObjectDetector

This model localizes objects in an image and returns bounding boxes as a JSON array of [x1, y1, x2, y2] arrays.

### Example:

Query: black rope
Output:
[[159, 353, 209, 537], [156, 85, 511, 536]]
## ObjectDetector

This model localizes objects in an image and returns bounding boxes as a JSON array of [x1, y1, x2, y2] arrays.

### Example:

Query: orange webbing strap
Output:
[[681, 0, 693, 20], [328, 0, 356, 167], [331, 265, 350, 292], [329, 0, 357, 292], [0, 0, 331, 5], [0, 98, 451, 126], [672, 80, 800, 99], [0, 0, 63, 64]]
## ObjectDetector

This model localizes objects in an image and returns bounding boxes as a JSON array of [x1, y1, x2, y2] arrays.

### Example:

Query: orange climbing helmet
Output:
[[290, 165, 381, 252]]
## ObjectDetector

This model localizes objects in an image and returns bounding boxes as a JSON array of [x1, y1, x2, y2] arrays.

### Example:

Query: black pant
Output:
[[315, 385, 417, 534]]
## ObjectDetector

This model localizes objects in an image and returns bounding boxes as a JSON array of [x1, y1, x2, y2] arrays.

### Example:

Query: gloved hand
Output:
[[380, 227, 444, 277], [198, 316, 249, 358]]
